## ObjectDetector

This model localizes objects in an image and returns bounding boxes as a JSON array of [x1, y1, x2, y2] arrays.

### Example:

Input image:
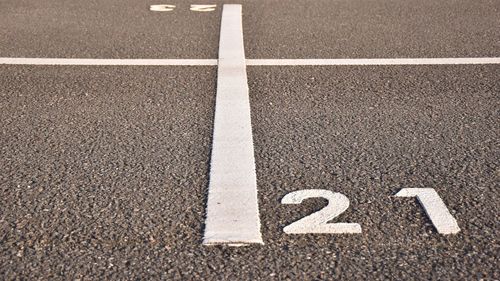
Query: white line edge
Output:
[[1, 57, 499, 66], [0, 58, 217, 66], [246, 58, 500, 65]]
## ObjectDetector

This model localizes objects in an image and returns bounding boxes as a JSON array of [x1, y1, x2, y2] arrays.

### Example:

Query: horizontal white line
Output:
[[0, 58, 217, 65], [246, 57, 500, 65], [247, 58, 500, 66], [1, 57, 499, 66]]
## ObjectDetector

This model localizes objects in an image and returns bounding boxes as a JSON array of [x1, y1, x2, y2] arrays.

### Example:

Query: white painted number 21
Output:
[[281, 188, 460, 235]]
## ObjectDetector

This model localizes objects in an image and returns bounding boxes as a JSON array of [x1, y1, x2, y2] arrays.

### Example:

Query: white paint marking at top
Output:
[[150, 4, 176, 12], [203, 4, 263, 246], [395, 188, 460, 234], [0, 58, 217, 66], [1, 57, 499, 66], [190, 4, 217, 12], [246, 57, 500, 66]]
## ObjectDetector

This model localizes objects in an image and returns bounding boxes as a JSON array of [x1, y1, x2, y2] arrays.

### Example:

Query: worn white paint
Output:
[[190, 5, 217, 12], [281, 189, 362, 234], [202, 4, 263, 246], [150, 4, 176, 12], [395, 188, 460, 234]]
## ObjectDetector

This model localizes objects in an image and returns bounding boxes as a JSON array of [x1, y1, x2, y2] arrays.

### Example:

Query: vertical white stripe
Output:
[[203, 4, 263, 245]]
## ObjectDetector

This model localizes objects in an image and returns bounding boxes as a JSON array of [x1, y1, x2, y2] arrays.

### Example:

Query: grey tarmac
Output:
[[1, 0, 499, 280], [1, 0, 498, 58]]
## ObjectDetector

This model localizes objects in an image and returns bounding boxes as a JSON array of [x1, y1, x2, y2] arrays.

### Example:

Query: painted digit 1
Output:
[[395, 188, 460, 234]]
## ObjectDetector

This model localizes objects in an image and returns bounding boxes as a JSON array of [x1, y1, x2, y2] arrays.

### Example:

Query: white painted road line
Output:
[[203, 4, 263, 246], [246, 57, 500, 66], [0, 58, 217, 66], [2, 58, 500, 66], [395, 188, 461, 234]]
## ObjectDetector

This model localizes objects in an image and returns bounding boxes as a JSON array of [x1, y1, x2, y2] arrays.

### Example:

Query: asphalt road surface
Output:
[[1, 0, 499, 280]]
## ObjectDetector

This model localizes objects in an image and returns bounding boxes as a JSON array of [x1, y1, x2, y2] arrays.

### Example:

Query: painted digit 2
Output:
[[281, 189, 362, 234]]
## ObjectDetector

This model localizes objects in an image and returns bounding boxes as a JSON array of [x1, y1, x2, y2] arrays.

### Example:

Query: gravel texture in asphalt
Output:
[[1, 65, 498, 279], [1, 0, 499, 279]]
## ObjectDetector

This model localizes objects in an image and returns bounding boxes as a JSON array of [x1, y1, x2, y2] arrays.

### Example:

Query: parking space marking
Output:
[[395, 188, 460, 235], [2, 58, 499, 66], [246, 58, 500, 66], [0, 58, 217, 66], [150, 4, 176, 12], [281, 190, 362, 234], [0, 4, 493, 247], [190, 5, 217, 12], [202, 5, 263, 246]]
